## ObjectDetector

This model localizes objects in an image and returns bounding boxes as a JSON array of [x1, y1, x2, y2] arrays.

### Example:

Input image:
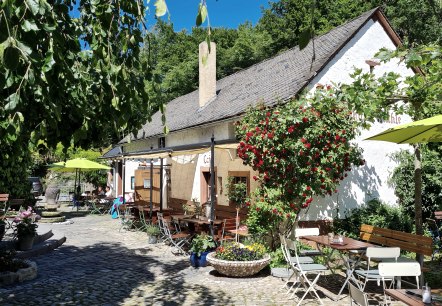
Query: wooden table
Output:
[[385, 289, 442, 306], [172, 215, 223, 233], [302, 235, 374, 299]]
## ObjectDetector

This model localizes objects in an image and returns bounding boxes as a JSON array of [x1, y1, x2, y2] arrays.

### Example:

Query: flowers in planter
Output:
[[14, 207, 40, 239], [215, 242, 266, 261]]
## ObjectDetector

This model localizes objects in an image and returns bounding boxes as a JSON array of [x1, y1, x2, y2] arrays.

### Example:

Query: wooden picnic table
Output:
[[385, 289, 442, 306]]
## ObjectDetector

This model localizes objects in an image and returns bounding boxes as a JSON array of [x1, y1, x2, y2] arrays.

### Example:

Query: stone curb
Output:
[[0, 260, 37, 286]]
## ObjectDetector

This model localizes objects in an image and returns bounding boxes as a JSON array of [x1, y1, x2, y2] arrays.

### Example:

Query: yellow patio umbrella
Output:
[[365, 115, 442, 143], [48, 158, 111, 202], [365, 114, 442, 265]]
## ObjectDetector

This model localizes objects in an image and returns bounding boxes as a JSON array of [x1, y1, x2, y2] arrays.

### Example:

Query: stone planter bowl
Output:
[[206, 252, 271, 277]]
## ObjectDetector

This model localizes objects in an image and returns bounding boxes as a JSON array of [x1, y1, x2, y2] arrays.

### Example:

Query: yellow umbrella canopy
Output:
[[365, 115, 442, 144], [48, 158, 111, 172]]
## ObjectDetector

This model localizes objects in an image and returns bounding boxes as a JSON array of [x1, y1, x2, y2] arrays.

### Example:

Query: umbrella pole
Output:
[[77, 169, 81, 211], [160, 158, 163, 213], [150, 159, 153, 219], [414, 144, 424, 267], [210, 134, 215, 238]]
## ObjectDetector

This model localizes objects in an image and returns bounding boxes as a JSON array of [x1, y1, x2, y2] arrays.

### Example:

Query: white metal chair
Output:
[[283, 237, 329, 305], [292, 227, 322, 257], [355, 247, 400, 290], [279, 234, 315, 293], [348, 281, 380, 306], [378, 262, 421, 305]]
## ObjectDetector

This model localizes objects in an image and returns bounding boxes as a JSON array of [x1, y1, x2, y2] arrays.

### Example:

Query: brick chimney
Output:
[[199, 41, 216, 108]]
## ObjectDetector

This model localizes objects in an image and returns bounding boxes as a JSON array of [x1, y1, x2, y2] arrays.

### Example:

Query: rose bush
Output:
[[236, 87, 364, 221]]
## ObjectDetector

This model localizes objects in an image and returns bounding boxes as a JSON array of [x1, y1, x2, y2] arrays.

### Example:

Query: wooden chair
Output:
[[218, 218, 237, 243]]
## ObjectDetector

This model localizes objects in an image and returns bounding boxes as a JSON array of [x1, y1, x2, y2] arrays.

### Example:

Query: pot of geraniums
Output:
[[145, 224, 161, 244], [206, 241, 270, 277], [189, 233, 216, 267], [225, 177, 249, 242], [14, 207, 40, 251]]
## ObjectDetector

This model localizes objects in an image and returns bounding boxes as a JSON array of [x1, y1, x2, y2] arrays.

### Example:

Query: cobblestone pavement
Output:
[[0, 208, 397, 306]]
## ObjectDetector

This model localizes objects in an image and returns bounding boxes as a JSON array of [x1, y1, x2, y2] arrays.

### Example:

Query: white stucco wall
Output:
[[301, 18, 414, 220]]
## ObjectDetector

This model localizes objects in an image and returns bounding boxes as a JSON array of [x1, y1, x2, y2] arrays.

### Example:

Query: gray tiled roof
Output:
[[123, 8, 380, 144]]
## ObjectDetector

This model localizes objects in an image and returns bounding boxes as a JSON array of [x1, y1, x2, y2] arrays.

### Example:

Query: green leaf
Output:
[[111, 96, 120, 109], [196, 3, 208, 26], [163, 125, 169, 135], [25, 0, 40, 15], [42, 51, 55, 72], [3, 46, 20, 70], [16, 40, 32, 56], [22, 20, 39, 32], [299, 29, 312, 50], [154, 0, 167, 17], [5, 93, 20, 110]]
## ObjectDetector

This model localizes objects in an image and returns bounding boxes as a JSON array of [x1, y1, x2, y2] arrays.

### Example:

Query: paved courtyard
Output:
[[0, 209, 392, 305]]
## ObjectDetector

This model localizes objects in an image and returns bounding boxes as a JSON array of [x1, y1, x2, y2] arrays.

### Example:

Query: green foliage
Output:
[[332, 199, 413, 238], [225, 177, 248, 209], [390, 146, 442, 220], [190, 233, 216, 256], [215, 242, 266, 261], [269, 247, 286, 268], [245, 199, 282, 251], [145, 224, 161, 236], [257, 0, 372, 54], [236, 88, 363, 219]]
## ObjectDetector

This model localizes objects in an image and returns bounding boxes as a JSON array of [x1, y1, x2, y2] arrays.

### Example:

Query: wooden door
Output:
[[134, 168, 161, 206]]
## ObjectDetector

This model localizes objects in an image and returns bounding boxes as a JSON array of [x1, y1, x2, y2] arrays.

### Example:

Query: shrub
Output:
[[332, 198, 413, 238]]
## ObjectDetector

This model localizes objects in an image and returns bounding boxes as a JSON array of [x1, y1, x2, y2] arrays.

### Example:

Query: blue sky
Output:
[[148, 0, 270, 32]]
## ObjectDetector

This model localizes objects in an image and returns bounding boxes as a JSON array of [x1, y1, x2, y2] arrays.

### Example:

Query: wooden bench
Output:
[[359, 224, 433, 269]]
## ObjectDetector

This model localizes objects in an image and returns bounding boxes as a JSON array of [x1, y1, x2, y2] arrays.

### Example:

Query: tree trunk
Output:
[[414, 144, 424, 266]]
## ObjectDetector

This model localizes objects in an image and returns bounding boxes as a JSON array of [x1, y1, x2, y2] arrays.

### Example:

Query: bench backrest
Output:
[[0, 194, 9, 202], [360, 224, 433, 256]]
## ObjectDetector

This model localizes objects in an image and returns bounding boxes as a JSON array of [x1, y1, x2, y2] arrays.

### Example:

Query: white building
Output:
[[102, 8, 413, 225]]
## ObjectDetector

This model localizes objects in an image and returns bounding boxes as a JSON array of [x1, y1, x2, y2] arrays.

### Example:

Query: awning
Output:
[[105, 139, 238, 160]]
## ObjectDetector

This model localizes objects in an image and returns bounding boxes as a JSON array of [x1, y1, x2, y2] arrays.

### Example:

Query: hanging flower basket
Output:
[[206, 252, 270, 277]]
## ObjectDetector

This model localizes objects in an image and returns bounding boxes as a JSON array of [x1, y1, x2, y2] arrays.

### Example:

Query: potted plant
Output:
[[14, 207, 40, 251], [145, 224, 161, 244], [206, 241, 270, 277], [189, 233, 216, 267]]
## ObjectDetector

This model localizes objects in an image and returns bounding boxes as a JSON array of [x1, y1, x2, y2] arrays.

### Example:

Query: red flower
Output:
[[306, 186, 311, 191], [335, 135, 341, 141], [304, 143, 311, 149], [301, 138, 307, 143], [288, 126, 295, 133], [302, 117, 308, 123], [266, 111, 271, 117], [267, 133, 274, 139]]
